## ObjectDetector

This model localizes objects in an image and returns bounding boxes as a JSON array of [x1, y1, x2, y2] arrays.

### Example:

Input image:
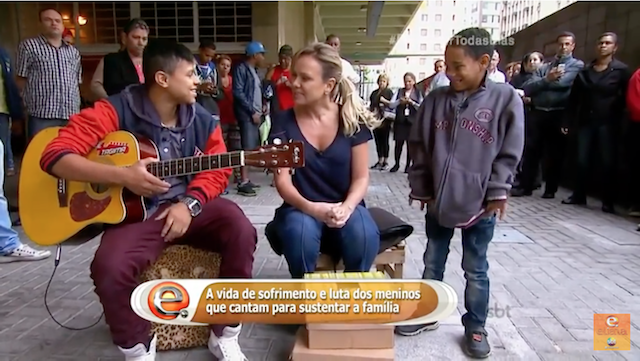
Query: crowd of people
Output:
[[370, 29, 639, 217], [1, 6, 639, 361]]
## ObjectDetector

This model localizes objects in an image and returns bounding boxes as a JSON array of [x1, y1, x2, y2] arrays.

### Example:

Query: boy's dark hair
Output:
[[123, 18, 149, 34], [599, 31, 618, 44], [556, 31, 575, 43], [199, 39, 217, 51], [448, 27, 494, 60], [143, 39, 195, 88]]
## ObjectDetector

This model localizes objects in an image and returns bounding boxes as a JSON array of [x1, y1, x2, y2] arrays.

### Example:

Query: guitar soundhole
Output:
[[90, 183, 109, 194]]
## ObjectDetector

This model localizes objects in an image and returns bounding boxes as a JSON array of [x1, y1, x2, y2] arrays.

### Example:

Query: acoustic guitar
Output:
[[19, 127, 304, 246]]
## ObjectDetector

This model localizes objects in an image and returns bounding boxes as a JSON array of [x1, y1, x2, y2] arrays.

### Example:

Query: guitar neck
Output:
[[146, 151, 245, 179]]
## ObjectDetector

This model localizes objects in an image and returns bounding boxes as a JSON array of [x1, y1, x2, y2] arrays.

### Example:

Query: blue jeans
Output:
[[237, 118, 260, 150], [27, 116, 68, 141], [0, 139, 20, 255], [272, 205, 380, 278], [0, 114, 13, 169], [423, 213, 495, 330]]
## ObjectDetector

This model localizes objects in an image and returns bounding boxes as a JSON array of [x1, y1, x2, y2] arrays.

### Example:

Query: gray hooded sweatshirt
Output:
[[408, 77, 525, 228]]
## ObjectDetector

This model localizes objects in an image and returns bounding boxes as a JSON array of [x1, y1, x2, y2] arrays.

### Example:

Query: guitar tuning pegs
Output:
[[289, 168, 295, 175]]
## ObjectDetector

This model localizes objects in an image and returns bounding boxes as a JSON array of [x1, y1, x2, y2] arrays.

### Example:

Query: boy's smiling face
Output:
[[444, 46, 490, 92]]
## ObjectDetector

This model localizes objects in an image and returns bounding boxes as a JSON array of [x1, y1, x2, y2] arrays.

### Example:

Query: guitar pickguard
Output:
[[69, 191, 112, 222]]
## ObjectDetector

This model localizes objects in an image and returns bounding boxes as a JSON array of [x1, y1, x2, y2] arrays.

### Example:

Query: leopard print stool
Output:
[[140, 245, 222, 351]]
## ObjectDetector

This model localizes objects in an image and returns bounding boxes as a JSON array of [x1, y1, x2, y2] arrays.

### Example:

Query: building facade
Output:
[[381, 0, 508, 88], [462, 1, 503, 41], [383, 0, 466, 88], [500, 0, 577, 39]]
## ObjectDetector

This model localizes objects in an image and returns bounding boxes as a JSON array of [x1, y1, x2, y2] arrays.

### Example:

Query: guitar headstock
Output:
[[245, 140, 305, 169]]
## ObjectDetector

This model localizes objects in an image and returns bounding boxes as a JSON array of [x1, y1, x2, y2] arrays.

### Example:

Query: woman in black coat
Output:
[[511, 52, 544, 188], [386, 72, 422, 173], [369, 74, 394, 170]]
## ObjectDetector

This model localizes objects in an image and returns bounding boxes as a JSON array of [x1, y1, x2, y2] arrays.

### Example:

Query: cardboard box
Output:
[[291, 328, 394, 361], [306, 324, 394, 349]]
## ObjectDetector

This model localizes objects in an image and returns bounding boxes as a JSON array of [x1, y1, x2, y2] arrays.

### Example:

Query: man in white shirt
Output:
[[427, 62, 450, 93], [487, 50, 506, 83], [325, 34, 360, 84]]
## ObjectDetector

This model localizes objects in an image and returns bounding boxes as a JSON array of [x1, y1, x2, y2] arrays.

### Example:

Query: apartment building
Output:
[[462, 1, 503, 41], [500, 0, 577, 39], [382, 0, 466, 88]]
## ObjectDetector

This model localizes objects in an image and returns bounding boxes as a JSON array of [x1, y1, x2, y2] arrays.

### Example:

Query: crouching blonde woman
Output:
[[267, 43, 381, 278]]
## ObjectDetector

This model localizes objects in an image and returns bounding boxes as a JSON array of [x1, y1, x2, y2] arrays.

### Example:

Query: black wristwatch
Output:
[[180, 196, 202, 217]]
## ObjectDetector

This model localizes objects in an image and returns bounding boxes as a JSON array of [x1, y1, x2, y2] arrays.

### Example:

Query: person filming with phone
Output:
[[511, 31, 584, 199]]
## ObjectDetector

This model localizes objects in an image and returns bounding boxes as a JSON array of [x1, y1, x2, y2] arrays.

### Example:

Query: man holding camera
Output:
[[511, 31, 584, 199]]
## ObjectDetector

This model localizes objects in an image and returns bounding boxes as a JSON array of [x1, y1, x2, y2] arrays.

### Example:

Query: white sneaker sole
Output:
[[0, 254, 51, 263]]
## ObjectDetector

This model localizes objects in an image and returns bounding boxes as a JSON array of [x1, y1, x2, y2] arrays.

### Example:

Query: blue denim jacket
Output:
[[0, 47, 24, 119], [231, 62, 257, 122]]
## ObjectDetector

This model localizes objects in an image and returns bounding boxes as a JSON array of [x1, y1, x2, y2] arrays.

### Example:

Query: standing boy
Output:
[[399, 28, 525, 359]]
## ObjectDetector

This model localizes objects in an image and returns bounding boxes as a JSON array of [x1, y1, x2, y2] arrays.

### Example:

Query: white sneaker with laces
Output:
[[118, 334, 156, 361], [208, 325, 248, 361], [0, 244, 51, 263]]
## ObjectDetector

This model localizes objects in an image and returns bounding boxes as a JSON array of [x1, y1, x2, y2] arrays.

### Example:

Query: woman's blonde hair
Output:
[[377, 73, 389, 84], [293, 42, 381, 136]]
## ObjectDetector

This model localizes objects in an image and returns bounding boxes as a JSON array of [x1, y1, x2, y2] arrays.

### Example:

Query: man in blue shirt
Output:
[[232, 41, 266, 196]]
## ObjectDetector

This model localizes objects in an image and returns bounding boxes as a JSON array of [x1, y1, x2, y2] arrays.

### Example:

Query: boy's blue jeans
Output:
[[0, 139, 20, 255], [423, 213, 495, 331]]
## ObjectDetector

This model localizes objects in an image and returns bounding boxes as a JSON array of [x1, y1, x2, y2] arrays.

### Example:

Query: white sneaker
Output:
[[208, 325, 248, 361], [118, 334, 156, 361], [0, 244, 51, 263]]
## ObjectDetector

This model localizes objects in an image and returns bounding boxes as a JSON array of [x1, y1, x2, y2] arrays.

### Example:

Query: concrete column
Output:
[[279, 1, 306, 51], [303, 2, 318, 46], [251, 2, 280, 64], [252, 1, 318, 61]]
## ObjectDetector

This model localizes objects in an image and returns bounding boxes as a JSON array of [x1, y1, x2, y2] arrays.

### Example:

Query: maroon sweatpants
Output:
[[89, 197, 257, 348]]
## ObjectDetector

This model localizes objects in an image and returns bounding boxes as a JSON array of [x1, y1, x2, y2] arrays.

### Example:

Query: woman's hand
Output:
[[326, 204, 354, 228], [308, 202, 341, 222]]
